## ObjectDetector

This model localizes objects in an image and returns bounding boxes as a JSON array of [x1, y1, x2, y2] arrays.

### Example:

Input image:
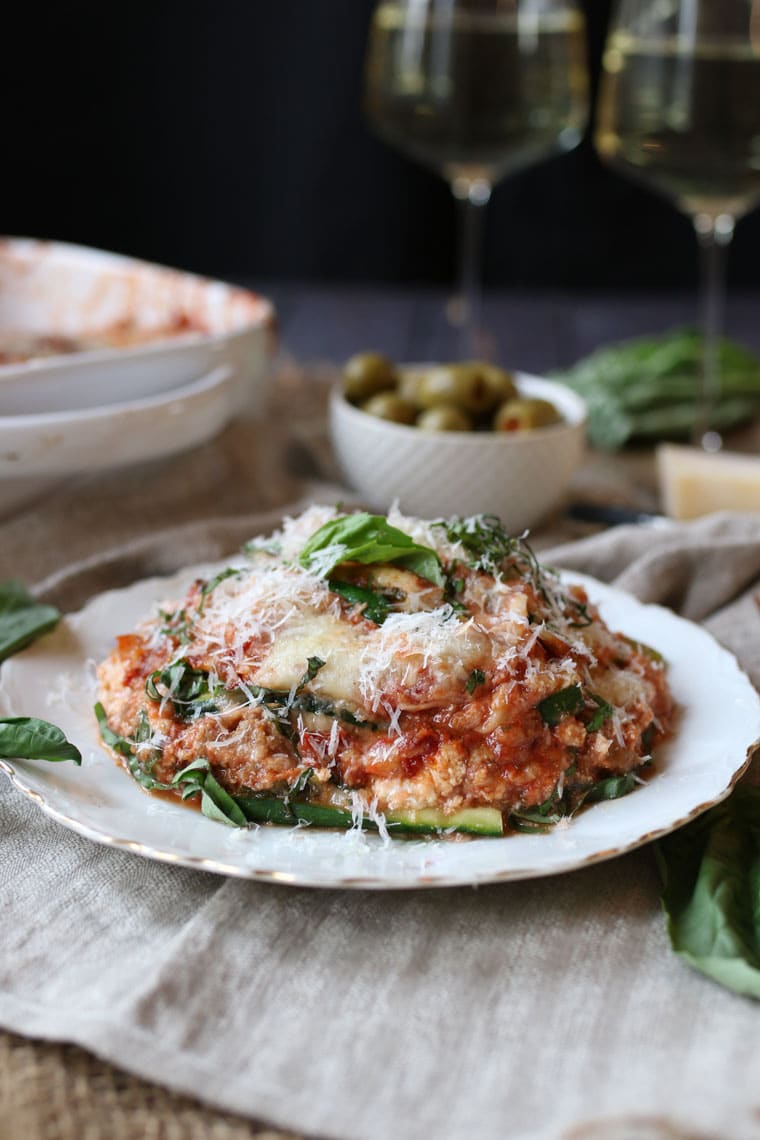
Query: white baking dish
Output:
[[0, 238, 275, 415]]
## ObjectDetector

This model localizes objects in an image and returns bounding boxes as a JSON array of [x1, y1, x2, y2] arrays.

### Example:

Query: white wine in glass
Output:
[[595, 0, 760, 449], [364, 0, 589, 354]]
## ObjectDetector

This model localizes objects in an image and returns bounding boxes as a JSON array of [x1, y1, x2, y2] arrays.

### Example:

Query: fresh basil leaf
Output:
[[578, 772, 638, 804], [537, 684, 584, 726], [199, 774, 248, 827], [299, 513, 444, 587], [0, 580, 60, 662], [509, 807, 564, 832], [656, 784, 760, 999], [172, 757, 247, 827], [94, 702, 132, 757], [0, 716, 81, 764], [555, 328, 760, 450]]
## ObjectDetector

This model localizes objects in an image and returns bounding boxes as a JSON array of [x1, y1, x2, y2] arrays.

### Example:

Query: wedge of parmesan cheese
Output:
[[657, 443, 760, 520]]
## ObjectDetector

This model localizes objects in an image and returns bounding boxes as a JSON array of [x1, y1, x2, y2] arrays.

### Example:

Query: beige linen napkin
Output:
[[1, 483, 759, 1140]]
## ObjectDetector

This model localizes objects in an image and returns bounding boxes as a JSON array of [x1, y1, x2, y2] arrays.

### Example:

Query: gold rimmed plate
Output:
[[0, 566, 758, 889]]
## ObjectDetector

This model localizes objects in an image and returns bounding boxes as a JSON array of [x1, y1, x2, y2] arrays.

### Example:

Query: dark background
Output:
[[5, 0, 760, 292]]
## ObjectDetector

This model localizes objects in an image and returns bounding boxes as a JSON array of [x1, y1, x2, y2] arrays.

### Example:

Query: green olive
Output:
[[361, 393, 417, 424], [343, 352, 398, 402], [493, 397, 562, 433], [397, 367, 427, 408], [416, 362, 511, 414], [479, 364, 517, 407], [416, 405, 473, 432]]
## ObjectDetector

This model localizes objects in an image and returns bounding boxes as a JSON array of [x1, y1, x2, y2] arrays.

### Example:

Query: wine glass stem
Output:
[[451, 177, 491, 357], [693, 211, 735, 451]]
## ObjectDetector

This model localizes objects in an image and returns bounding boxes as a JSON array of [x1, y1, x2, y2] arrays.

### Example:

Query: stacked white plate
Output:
[[0, 238, 275, 513]]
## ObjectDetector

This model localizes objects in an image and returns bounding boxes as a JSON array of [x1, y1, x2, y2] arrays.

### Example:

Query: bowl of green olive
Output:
[[330, 353, 587, 529]]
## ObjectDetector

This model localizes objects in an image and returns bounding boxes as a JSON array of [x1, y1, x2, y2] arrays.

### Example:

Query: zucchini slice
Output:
[[234, 795, 504, 836]]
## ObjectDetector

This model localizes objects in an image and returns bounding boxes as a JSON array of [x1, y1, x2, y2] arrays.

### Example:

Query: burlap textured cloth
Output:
[[1, 401, 759, 1140]]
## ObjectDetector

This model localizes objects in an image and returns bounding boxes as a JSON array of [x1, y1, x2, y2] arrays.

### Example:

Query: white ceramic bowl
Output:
[[330, 373, 587, 531], [0, 238, 274, 415]]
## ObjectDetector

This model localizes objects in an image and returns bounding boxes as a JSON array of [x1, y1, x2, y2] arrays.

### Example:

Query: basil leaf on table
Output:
[[555, 328, 760, 450], [299, 513, 444, 587], [0, 580, 59, 662], [656, 783, 760, 1000], [0, 717, 81, 765]]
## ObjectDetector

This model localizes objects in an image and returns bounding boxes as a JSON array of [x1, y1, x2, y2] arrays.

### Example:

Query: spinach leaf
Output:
[[0, 581, 60, 662], [656, 783, 760, 999], [0, 716, 81, 764], [299, 513, 444, 587]]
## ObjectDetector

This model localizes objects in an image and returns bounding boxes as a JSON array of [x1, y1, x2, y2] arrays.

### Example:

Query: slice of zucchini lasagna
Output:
[[96, 507, 674, 836]]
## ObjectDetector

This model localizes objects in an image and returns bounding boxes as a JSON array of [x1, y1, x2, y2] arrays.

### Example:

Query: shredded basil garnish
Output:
[[586, 692, 614, 733], [537, 684, 585, 726], [158, 607, 192, 644], [466, 669, 486, 695], [197, 567, 244, 614], [172, 757, 248, 826], [95, 702, 170, 790], [434, 515, 543, 583], [146, 659, 224, 720], [509, 768, 640, 832], [329, 579, 393, 625]]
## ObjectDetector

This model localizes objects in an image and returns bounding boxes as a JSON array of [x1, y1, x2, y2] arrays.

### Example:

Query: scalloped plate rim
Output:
[[0, 564, 758, 890]]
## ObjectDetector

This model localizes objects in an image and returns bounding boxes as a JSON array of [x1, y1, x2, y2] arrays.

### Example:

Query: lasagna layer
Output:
[[96, 507, 675, 832]]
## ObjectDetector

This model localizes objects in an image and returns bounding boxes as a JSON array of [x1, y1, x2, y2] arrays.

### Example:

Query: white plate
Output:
[[1, 567, 758, 889]]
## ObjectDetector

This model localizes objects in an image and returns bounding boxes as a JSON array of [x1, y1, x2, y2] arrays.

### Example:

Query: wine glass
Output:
[[595, 0, 760, 451], [363, 0, 589, 357]]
